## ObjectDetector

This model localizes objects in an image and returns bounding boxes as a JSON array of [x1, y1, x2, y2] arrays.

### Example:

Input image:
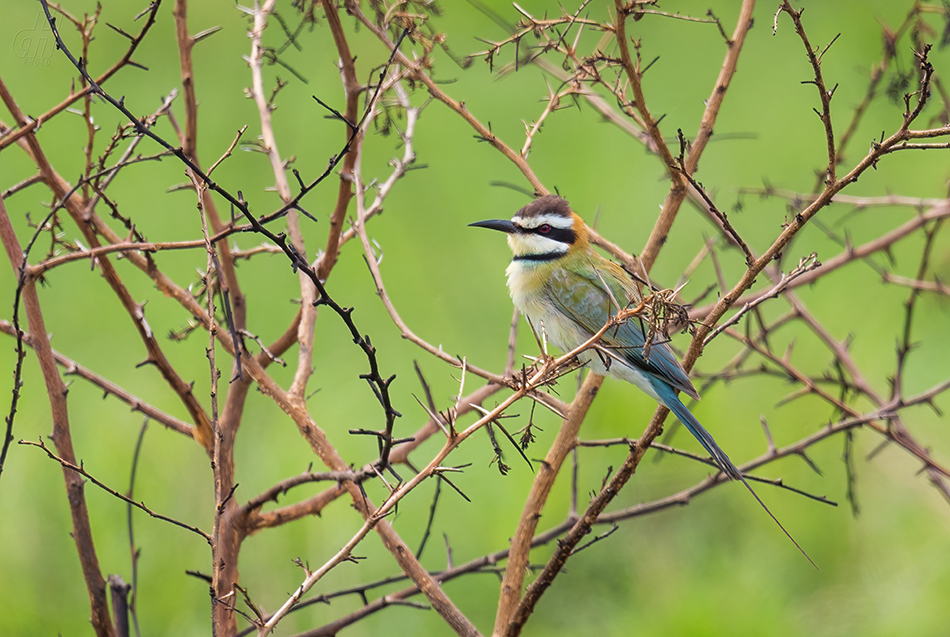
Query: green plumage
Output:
[[509, 248, 698, 400]]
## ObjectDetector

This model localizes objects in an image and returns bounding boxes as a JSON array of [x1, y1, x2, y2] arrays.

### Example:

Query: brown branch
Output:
[[245, 384, 504, 537], [0, 197, 115, 637], [20, 438, 212, 543], [683, 102, 947, 377], [703, 254, 821, 344], [493, 372, 601, 636], [0, 70, 217, 456], [528, 55, 751, 261], [273, 363, 948, 636], [170, 7, 250, 530], [6, 2, 949, 635], [0, 320, 195, 437], [882, 271, 950, 295], [243, 468, 366, 514], [348, 3, 547, 196], [12, 23, 418, 581], [689, 201, 950, 323], [244, 484, 345, 534], [629, 0, 755, 271], [316, 0, 363, 281], [259, 302, 646, 634], [498, 4, 758, 632], [779, 1, 838, 184], [173, 0, 198, 159], [170, 0, 249, 385], [723, 323, 950, 480], [347, 88, 566, 421], [249, 0, 313, 408], [0, 2, 161, 152]]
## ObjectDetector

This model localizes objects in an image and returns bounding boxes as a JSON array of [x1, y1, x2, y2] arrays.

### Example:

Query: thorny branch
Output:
[[2, 2, 949, 636], [20, 437, 212, 542]]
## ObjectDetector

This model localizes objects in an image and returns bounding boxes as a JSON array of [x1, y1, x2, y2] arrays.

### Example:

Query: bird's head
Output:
[[469, 194, 589, 262]]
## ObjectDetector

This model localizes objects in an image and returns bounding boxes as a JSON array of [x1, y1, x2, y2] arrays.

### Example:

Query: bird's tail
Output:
[[653, 381, 819, 568], [654, 383, 742, 480]]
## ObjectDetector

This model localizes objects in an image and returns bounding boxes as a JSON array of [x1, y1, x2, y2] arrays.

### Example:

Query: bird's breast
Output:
[[505, 260, 589, 353], [504, 256, 673, 403]]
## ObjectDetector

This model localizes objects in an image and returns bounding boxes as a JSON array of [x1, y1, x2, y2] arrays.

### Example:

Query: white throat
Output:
[[506, 233, 568, 259]]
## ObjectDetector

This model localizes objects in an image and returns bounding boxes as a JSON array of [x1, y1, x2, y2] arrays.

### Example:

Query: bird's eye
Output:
[[538, 224, 551, 234]]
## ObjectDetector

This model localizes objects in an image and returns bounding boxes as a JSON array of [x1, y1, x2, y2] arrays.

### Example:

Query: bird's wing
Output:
[[544, 259, 699, 400]]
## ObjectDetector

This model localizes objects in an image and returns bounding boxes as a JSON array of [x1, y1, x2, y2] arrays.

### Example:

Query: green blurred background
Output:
[[1, 1, 949, 635]]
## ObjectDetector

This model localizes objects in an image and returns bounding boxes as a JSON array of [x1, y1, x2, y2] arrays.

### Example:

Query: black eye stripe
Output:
[[528, 225, 575, 245]]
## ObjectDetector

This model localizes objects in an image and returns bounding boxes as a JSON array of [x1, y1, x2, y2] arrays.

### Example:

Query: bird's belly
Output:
[[524, 300, 586, 354], [510, 280, 661, 402]]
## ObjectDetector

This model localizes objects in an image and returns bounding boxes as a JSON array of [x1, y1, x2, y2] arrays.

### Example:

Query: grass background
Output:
[[1, 1, 949, 635]]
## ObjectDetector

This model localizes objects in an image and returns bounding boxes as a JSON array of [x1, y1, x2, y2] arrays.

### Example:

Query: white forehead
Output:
[[511, 212, 574, 230]]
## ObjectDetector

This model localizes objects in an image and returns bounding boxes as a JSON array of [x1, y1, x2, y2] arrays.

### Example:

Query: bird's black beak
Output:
[[469, 219, 517, 234]]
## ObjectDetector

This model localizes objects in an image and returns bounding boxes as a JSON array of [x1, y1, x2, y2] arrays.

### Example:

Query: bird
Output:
[[470, 194, 816, 565], [470, 194, 740, 478]]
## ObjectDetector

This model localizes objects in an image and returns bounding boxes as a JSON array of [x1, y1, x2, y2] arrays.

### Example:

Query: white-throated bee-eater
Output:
[[470, 194, 740, 478], [471, 194, 815, 565]]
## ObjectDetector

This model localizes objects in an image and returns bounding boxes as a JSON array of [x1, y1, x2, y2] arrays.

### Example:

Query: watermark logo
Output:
[[13, 13, 54, 67]]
